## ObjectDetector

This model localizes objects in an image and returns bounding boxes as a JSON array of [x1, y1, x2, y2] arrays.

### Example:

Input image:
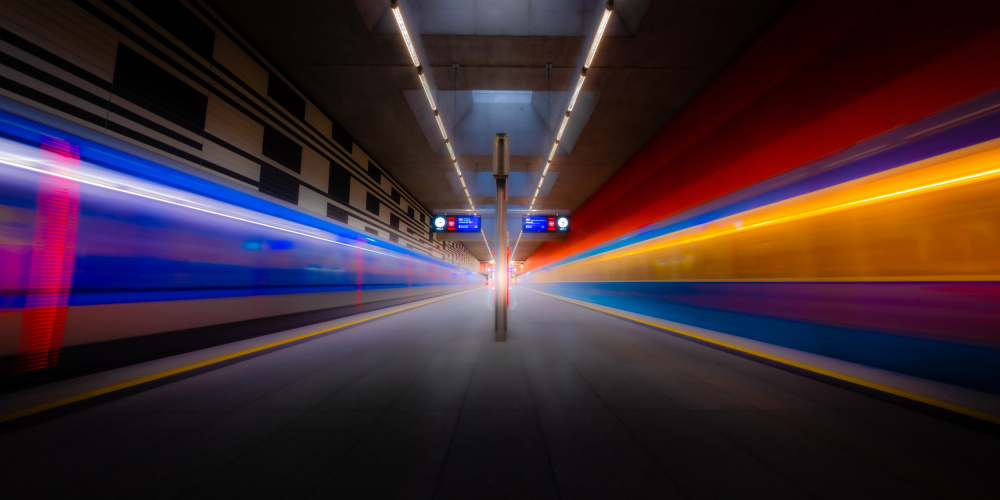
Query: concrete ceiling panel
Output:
[[210, 0, 792, 263]]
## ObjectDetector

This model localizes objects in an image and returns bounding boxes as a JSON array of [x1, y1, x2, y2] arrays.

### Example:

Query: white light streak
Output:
[[0, 159, 400, 258]]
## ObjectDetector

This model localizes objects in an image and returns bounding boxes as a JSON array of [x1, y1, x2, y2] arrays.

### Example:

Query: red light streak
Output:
[[14, 137, 81, 373]]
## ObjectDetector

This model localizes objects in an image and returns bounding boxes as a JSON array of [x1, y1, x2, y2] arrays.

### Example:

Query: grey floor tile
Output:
[[574, 362, 681, 410], [677, 361, 823, 410], [538, 410, 682, 499], [0, 408, 139, 469], [181, 411, 381, 500], [238, 362, 370, 412], [523, 358, 606, 410], [60, 411, 300, 500], [434, 410, 559, 500], [618, 410, 805, 499], [767, 408, 1000, 498], [628, 363, 754, 410], [312, 361, 426, 411], [308, 410, 460, 499], [717, 359, 901, 411], [695, 410, 936, 499], [462, 361, 535, 410], [0, 412, 220, 499], [390, 362, 475, 411]]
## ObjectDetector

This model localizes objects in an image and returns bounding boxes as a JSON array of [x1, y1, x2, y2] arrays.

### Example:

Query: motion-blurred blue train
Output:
[[0, 105, 481, 384]]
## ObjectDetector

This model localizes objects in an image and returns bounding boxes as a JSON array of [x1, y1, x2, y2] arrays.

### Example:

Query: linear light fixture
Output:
[[585, 2, 614, 69], [548, 141, 559, 161], [417, 67, 436, 110], [390, 0, 420, 67], [538, 176, 545, 189], [543, 162, 550, 175], [391, 2, 476, 226], [568, 69, 586, 111], [459, 176, 466, 188], [482, 231, 493, 261], [434, 111, 448, 140], [556, 112, 571, 141]]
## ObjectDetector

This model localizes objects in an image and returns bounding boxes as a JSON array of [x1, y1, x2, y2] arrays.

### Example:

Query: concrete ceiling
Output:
[[209, 0, 791, 262]]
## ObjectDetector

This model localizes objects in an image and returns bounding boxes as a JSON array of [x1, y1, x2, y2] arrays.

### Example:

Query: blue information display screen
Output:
[[432, 215, 481, 232], [523, 215, 570, 232]]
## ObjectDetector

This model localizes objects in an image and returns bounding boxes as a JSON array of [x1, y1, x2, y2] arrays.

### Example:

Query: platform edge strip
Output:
[[521, 287, 1000, 427]]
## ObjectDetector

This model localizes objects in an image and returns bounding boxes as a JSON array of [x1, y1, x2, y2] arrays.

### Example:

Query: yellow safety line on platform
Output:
[[0, 289, 477, 425], [522, 287, 1000, 426]]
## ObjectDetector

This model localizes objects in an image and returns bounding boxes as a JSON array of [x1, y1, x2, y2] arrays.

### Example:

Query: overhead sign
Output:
[[432, 215, 481, 232], [523, 215, 570, 233]]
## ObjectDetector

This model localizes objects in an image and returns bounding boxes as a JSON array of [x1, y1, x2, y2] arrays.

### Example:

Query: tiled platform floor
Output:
[[1, 287, 998, 499]]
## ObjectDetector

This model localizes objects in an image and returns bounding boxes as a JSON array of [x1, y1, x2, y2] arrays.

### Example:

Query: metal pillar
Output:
[[493, 133, 509, 341]]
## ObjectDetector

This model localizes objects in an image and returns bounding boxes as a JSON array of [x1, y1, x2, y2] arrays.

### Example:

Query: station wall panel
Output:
[[0, 0, 479, 271]]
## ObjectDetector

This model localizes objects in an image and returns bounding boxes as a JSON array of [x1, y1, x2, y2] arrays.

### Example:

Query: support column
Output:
[[493, 133, 509, 341]]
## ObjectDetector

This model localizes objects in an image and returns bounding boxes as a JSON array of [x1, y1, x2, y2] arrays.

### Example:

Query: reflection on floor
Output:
[[1, 288, 998, 499]]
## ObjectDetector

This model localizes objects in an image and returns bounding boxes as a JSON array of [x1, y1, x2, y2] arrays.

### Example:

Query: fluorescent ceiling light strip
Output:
[[445, 141, 456, 160], [418, 69, 436, 111], [548, 142, 559, 161], [453, 162, 462, 175], [391, 3, 420, 67], [568, 70, 586, 111], [435, 112, 448, 140], [464, 188, 470, 197], [556, 113, 570, 141], [584, 4, 613, 68], [534, 187, 540, 197], [543, 162, 550, 175], [482, 232, 493, 261], [459, 176, 466, 188]]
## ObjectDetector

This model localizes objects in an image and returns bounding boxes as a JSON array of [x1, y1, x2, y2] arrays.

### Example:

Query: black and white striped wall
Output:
[[0, 0, 478, 269]]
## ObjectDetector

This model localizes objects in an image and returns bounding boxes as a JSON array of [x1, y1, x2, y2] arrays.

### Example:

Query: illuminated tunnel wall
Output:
[[0, 0, 477, 269], [522, 0, 1000, 394]]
